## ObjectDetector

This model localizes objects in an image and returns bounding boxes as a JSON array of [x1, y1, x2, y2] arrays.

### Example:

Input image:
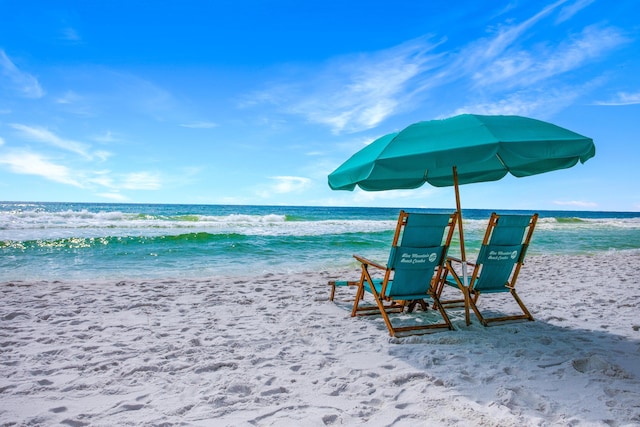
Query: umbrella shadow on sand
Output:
[[389, 317, 640, 425], [328, 251, 640, 425]]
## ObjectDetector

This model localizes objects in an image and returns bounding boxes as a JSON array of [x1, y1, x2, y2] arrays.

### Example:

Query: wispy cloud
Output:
[[55, 90, 82, 105], [269, 176, 311, 193], [10, 124, 93, 159], [95, 192, 129, 202], [451, 86, 584, 118], [461, 0, 567, 72], [0, 150, 82, 187], [556, 0, 595, 23], [245, 37, 443, 134], [0, 148, 160, 193], [256, 176, 311, 198], [180, 121, 218, 129], [352, 187, 438, 204], [553, 200, 598, 208], [247, 1, 629, 132], [120, 172, 162, 190], [61, 27, 82, 42], [0, 49, 45, 98], [593, 91, 640, 106], [469, 25, 628, 90], [93, 131, 119, 143], [54, 90, 96, 117]]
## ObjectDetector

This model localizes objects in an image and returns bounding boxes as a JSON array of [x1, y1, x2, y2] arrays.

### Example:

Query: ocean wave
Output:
[[536, 216, 640, 229], [0, 210, 289, 230], [0, 208, 400, 241]]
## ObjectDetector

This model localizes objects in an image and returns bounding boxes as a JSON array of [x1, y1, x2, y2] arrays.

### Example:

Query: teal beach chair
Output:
[[351, 210, 458, 337], [438, 212, 538, 326]]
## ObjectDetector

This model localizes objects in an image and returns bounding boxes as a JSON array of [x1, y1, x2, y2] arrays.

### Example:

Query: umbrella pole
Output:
[[453, 166, 466, 261], [453, 166, 468, 287]]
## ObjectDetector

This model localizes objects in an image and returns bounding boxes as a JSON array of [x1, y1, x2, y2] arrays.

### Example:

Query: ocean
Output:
[[1, 202, 639, 282]]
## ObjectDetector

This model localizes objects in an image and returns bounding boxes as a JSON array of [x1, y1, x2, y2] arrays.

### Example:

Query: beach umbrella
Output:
[[328, 113, 595, 265]]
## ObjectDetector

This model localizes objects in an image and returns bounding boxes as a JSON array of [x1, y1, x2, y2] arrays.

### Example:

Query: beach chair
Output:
[[351, 210, 458, 337], [438, 212, 538, 326], [328, 280, 359, 302]]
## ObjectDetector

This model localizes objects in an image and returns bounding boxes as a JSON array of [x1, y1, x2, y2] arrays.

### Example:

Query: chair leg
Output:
[[430, 292, 454, 331], [351, 283, 365, 317], [511, 289, 534, 321], [470, 290, 534, 326], [373, 293, 396, 337], [407, 299, 427, 313], [468, 291, 487, 326], [351, 271, 367, 317]]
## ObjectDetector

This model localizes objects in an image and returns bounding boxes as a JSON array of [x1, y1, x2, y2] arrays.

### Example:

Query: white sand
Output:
[[1, 253, 639, 426]]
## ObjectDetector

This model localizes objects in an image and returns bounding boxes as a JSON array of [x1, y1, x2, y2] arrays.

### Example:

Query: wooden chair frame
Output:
[[351, 210, 458, 337], [437, 212, 538, 326]]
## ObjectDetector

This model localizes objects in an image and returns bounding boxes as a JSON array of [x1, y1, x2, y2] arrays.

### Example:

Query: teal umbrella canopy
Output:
[[328, 114, 595, 191], [328, 114, 595, 261]]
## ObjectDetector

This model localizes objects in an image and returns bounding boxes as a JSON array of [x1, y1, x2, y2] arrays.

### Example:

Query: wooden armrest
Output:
[[353, 254, 386, 270]]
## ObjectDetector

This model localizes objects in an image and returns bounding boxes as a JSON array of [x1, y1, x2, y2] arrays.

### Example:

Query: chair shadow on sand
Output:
[[391, 316, 640, 425], [329, 287, 640, 425]]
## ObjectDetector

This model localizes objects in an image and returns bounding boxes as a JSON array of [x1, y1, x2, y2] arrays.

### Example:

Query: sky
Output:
[[1, 0, 639, 212]]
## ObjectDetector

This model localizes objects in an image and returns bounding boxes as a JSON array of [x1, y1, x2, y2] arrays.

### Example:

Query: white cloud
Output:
[[61, 27, 81, 42], [55, 90, 82, 105], [180, 121, 218, 129], [87, 170, 162, 191], [469, 25, 628, 90], [10, 124, 93, 159], [0, 151, 82, 187], [54, 90, 95, 117], [0, 49, 45, 98], [352, 187, 438, 204], [553, 200, 598, 208], [450, 0, 567, 84], [270, 176, 311, 193], [87, 171, 115, 188], [246, 37, 443, 134], [442, 11, 628, 119], [556, 0, 595, 23], [120, 172, 162, 190], [594, 91, 640, 106], [246, 2, 628, 135], [96, 192, 129, 202], [255, 176, 312, 198], [92, 131, 120, 143], [451, 87, 583, 118], [93, 150, 113, 162]]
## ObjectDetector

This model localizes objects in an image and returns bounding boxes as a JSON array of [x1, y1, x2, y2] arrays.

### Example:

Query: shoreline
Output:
[[1, 252, 639, 426], [3, 249, 640, 284]]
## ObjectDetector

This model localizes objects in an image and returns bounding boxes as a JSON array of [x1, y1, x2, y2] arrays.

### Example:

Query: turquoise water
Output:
[[1, 202, 639, 281]]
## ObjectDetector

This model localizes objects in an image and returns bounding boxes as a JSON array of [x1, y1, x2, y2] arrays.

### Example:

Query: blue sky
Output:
[[1, 0, 639, 211]]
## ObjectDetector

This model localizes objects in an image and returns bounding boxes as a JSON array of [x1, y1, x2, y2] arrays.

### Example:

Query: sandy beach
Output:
[[1, 252, 639, 426]]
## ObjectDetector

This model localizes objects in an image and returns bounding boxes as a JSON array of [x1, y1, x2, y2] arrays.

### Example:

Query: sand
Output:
[[1, 253, 639, 426]]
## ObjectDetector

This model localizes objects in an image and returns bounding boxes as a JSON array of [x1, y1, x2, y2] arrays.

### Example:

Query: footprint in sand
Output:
[[572, 355, 630, 378], [1, 312, 30, 320]]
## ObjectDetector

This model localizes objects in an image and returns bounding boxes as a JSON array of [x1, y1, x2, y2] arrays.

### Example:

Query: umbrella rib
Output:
[[495, 153, 509, 171]]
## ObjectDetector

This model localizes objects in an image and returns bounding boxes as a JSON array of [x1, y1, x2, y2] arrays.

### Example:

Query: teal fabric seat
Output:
[[351, 210, 458, 337], [439, 213, 538, 326]]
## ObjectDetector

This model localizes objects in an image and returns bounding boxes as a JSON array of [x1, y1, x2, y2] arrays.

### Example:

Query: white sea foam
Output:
[[0, 209, 397, 239]]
